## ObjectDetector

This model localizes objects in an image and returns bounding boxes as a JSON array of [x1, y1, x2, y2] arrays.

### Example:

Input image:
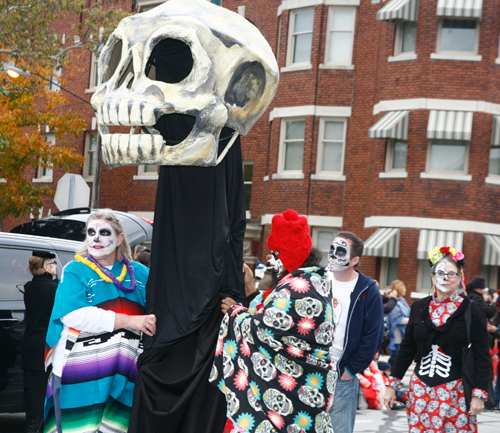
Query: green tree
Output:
[[0, 0, 130, 219]]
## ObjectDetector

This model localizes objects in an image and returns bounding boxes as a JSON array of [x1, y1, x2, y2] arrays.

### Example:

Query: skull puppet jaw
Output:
[[90, 0, 279, 168]]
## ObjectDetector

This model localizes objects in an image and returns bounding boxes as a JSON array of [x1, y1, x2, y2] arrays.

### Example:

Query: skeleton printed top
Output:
[[210, 267, 337, 433], [387, 294, 489, 399]]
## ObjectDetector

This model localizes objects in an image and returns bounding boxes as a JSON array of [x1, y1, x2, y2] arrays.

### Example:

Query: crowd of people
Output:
[[18, 208, 500, 433]]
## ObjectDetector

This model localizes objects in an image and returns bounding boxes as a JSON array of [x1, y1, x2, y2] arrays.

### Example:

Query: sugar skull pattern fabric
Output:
[[211, 267, 337, 432], [406, 373, 477, 433]]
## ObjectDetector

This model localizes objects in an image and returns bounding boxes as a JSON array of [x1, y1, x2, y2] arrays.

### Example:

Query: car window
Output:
[[57, 251, 76, 268], [0, 248, 35, 301]]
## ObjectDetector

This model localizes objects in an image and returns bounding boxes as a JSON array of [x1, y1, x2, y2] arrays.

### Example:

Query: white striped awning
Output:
[[427, 110, 473, 141], [364, 228, 401, 258], [368, 111, 410, 140], [377, 0, 419, 22], [436, 0, 482, 18], [482, 235, 500, 266], [491, 116, 500, 145], [417, 229, 464, 260]]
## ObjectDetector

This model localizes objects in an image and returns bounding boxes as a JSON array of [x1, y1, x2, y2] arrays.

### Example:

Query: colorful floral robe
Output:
[[44, 259, 149, 433], [211, 267, 337, 433]]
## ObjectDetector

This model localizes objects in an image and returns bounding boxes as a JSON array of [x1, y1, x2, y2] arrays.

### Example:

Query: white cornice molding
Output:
[[365, 216, 500, 236], [270, 105, 351, 121], [278, 0, 360, 15], [261, 214, 343, 227], [374, 98, 500, 115]]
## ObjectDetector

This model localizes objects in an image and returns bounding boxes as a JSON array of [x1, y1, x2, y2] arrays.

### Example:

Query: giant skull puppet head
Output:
[[91, 0, 279, 168]]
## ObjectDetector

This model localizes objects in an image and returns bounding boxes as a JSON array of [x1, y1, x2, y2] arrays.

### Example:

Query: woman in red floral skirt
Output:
[[383, 246, 491, 432]]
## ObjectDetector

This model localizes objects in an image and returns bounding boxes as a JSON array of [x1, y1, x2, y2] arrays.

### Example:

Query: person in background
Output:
[[21, 251, 58, 433], [328, 231, 384, 433], [384, 246, 491, 432], [252, 260, 266, 289], [383, 280, 410, 365], [136, 251, 151, 268], [134, 244, 150, 260], [44, 210, 155, 433], [466, 276, 498, 321]]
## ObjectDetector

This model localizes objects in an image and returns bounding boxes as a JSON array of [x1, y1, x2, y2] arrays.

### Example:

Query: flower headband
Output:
[[428, 246, 466, 288]]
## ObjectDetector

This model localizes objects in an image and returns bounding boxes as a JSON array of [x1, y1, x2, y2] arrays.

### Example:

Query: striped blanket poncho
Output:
[[44, 259, 149, 433]]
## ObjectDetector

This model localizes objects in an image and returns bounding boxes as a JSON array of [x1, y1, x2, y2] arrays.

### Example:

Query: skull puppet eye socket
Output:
[[146, 38, 193, 84], [104, 38, 123, 83]]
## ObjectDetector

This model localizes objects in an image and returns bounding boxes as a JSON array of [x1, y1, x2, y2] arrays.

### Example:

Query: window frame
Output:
[[380, 257, 400, 290], [425, 139, 470, 175], [435, 17, 480, 57], [324, 6, 356, 67], [416, 259, 433, 293], [49, 67, 62, 91], [34, 133, 55, 183], [385, 138, 408, 173], [488, 143, 500, 178], [83, 131, 97, 182], [134, 164, 159, 180], [315, 117, 347, 177], [394, 20, 417, 57], [277, 117, 306, 176], [312, 226, 338, 267], [243, 160, 254, 217], [286, 7, 315, 68]]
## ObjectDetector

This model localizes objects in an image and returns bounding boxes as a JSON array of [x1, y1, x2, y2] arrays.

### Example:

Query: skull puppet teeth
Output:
[[90, 0, 278, 168]]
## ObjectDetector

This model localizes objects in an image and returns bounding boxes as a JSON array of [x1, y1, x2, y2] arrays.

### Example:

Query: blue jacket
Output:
[[337, 270, 385, 377]]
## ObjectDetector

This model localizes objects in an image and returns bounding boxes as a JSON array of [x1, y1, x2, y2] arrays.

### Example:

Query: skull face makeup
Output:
[[432, 261, 460, 294], [87, 219, 118, 259], [328, 238, 351, 273]]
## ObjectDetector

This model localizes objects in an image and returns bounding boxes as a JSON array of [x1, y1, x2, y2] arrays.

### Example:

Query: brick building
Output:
[[5, 0, 500, 300]]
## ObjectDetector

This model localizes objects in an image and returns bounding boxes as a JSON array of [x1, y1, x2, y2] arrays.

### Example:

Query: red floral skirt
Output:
[[406, 373, 477, 433]]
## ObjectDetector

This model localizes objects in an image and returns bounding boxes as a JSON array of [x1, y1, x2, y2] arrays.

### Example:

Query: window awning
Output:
[[368, 111, 410, 140], [436, 0, 482, 19], [491, 116, 500, 146], [417, 229, 464, 260], [427, 110, 473, 141], [364, 228, 401, 258], [377, 0, 419, 22], [482, 235, 500, 266]]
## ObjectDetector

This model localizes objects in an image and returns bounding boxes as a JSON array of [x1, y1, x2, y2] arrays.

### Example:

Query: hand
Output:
[[340, 370, 354, 380], [383, 386, 397, 411], [115, 313, 156, 336], [468, 396, 484, 416], [487, 323, 497, 333], [243, 264, 257, 297], [388, 290, 398, 299], [221, 297, 236, 314], [493, 292, 499, 303]]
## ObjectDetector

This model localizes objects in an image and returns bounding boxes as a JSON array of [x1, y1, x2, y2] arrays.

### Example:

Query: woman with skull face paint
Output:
[[383, 247, 491, 433], [211, 210, 337, 433], [43, 210, 154, 433]]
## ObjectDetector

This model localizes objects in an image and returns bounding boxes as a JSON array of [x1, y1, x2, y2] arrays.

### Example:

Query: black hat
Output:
[[32, 250, 56, 259], [468, 275, 486, 290]]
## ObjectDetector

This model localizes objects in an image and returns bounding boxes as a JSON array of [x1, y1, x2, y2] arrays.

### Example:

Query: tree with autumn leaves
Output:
[[0, 0, 129, 219]]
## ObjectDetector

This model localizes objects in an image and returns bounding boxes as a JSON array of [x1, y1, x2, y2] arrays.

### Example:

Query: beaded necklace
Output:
[[75, 254, 137, 293]]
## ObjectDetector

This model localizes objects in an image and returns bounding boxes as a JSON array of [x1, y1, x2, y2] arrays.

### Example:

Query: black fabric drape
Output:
[[129, 38, 246, 433]]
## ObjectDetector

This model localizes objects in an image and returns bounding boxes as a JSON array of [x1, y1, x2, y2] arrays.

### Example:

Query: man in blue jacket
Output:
[[327, 231, 384, 433]]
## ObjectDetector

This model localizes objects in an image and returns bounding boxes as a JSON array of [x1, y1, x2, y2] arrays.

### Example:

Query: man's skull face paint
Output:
[[87, 219, 117, 258], [328, 238, 351, 272]]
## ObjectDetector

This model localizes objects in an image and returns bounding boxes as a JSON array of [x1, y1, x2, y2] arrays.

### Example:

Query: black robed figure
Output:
[[129, 39, 246, 433]]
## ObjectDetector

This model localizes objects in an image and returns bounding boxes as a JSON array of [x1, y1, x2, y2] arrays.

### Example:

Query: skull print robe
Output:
[[211, 267, 337, 433]]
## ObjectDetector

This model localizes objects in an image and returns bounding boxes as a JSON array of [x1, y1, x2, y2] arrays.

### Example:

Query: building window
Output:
[[437, 19, 478, 55], [394, 21, 417, 56], [49, 67, 62, 91], [135, 164, 159, 179], [386, 139, 408, 171], [287, 8, 314, 66], [243, 161, 253, 211], [380, 257, 399, 289], [35, 134, 55, 182], [83, 131, 97, 180], [279, 118, 305, 173], [88, 42, 105, 90], [312, 227, 338, 266], [317, 118, 346, 175], [325, 7, 356, 65], [488, 144, 500, 176], [426, 140, 468, 174], [416, 259, 433, 292]]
